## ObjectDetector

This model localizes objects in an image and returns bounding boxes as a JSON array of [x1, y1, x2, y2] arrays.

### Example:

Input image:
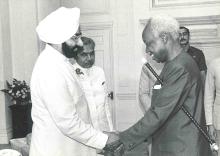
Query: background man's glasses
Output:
[[72, 32, 82, 40]]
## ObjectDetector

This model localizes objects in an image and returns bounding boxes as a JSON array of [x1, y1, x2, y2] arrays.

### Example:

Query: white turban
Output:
[[36, 7, 80, 44]]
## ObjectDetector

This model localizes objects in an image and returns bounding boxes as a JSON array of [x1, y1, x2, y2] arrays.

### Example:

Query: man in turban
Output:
[[30, 7, 118, 156]]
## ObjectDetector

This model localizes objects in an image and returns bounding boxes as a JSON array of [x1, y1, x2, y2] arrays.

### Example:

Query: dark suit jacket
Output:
[[120, 52, 212, 156], [187, 46, 207, 71]]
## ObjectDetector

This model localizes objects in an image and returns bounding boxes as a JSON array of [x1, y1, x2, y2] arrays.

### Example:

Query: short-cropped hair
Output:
[[147, 14, 180, 40], [81, 36, 95, 49], [179, 26, 190, 35], [72, 36, 96, 58]]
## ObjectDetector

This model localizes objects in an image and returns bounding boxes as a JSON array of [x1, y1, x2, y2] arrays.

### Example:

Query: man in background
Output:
[[204, 57, 220, 156], [179, 26, 207, 84], [139, 60, 163, 112], [71, 36, 114, 132], [30, 7, 117, 156]]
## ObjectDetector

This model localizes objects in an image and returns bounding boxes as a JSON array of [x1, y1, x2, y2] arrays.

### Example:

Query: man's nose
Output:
[[179, 34, 184, 38], [76, 38, 83, 46], [145, 47, 149, 53], [87, 54, 91, 59]]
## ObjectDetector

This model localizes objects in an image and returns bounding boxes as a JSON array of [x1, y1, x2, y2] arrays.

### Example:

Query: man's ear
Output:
[[159, 32, 168, 44]]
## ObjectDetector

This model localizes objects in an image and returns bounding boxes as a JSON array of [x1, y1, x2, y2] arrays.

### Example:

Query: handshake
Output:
[[102, 132, 125, 156]]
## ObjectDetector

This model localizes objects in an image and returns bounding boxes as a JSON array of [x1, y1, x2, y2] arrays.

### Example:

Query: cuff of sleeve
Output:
[[92, 132, 108, 149], [206, 119, 213, 126], [206, 123, 213, 126]]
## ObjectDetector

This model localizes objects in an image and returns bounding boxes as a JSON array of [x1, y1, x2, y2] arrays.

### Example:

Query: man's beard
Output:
[[153, 49, 168, 63], [62, 43, 83, 58]]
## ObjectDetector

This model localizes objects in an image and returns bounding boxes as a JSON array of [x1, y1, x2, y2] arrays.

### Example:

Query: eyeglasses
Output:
[[72, 32, 82, 40]]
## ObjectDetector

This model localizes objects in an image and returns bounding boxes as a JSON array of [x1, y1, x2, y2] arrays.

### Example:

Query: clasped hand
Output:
[[103, 131, 124, 156]]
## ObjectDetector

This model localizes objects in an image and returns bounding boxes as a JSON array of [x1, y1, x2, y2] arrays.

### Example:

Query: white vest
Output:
[[72, 63, 113, 131]]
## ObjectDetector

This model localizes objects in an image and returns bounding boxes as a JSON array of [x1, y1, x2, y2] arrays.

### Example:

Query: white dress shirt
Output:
[[72, 63, 113, 131]]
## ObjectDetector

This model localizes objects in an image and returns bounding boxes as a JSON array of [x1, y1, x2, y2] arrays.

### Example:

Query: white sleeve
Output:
[[104, 97, 114, 131], [204, 63, 215, 125], [99, 68, 114, 131], [138, 66, 153, 112]]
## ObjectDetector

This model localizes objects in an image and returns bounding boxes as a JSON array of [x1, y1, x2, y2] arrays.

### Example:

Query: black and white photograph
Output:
[[0, 0, 220, 156]]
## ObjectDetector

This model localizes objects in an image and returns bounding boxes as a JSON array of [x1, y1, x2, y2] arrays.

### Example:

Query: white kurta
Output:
[[205, 57, 220, 129], [30, 45, 108, 156], [72, 63, 113, 132]]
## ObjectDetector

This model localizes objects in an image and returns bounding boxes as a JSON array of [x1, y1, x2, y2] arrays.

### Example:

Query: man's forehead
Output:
[[81, 45, 94, 53], [179, 28, 188, 34], [142, 27, 154, 42]]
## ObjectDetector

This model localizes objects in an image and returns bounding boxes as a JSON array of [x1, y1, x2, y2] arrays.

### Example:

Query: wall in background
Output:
[[0, 0, 220, 143], [0, 0, 13, 144], [8, 0, 39, 81]]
